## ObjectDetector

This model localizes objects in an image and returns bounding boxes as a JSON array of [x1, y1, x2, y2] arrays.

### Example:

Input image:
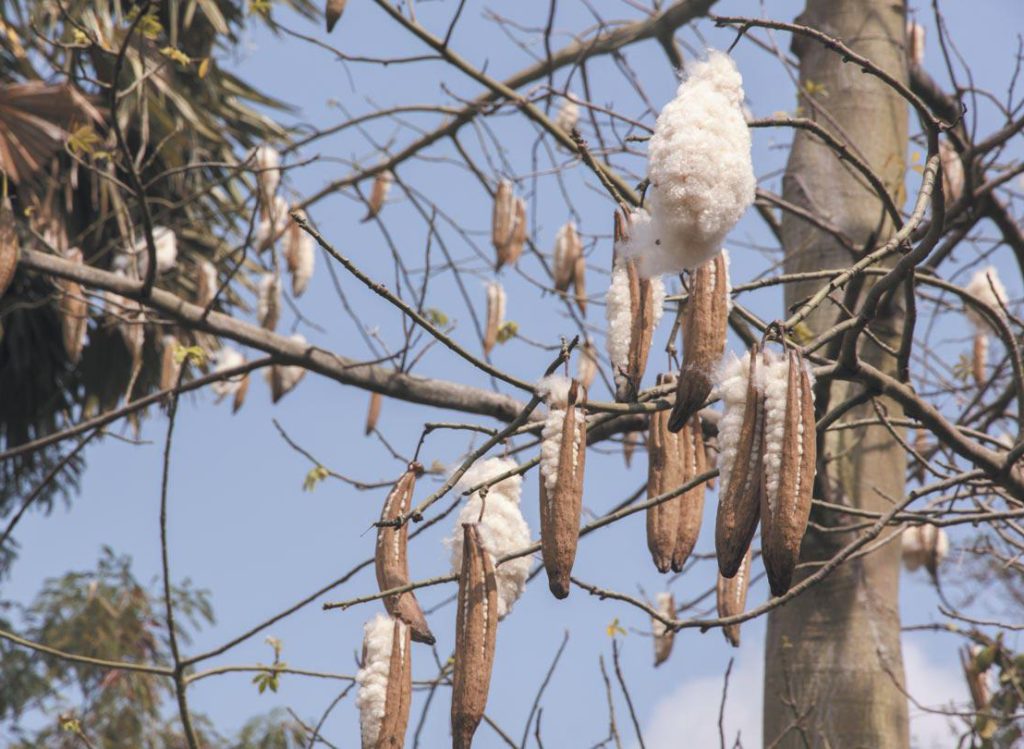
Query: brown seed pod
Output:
[[960, 645, 991, 714], [716, 546, 751, 647], [646, 373, 683, 573], [196, 259, 218, 308], [622, 431, 639, 468], [652, 591, 675, 667], [0, 195, 20, 299], [257, 273, 280, 331], [325, 0, 347, 31], [232, 375, 249, 413], [505, 197, 527, 267], [539, 380, 587, 599], [375, 618, 413, 748], [362, 170, 393, 222], [365, 391, 382, 436], [715, 346, 765, 579], [577, 340, 598, 390], [553, 221, 581, 292], [59, 248, 88, 364], [160, 335, 180, 391], [669, 252, 729, 432], [492, 180, 516, 268], [939, 136, 964, 206], [483, 281, 505, 355], [376, 462, 435, 645], [451, 524, 499, 749], [573, 254, 587, 315], [972, 332, 987, 385], [759, 348, 817, 596], [672, 414, 706, 573]]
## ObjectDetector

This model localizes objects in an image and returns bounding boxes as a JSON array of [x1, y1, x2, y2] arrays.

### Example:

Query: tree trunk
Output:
[[763, 2, 910, 747]]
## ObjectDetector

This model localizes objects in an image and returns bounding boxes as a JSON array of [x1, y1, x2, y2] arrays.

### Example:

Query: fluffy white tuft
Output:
[[964, 267, 1008, 330], [760, 351, 789, 513], [121, 225, 177, 276], [652, 591, 674, 638], [635, 50, 755, 277], [355, 614, 405, 749], [255, 145, 281, 204], [555, 99, 580, 133], [536, 374, 573, 406], [446, 457, 531, 619], [291, 232, 315, 296], [605, 261, 634, 385], [714, 351, 753, 497], [211, 347, 246, 399]]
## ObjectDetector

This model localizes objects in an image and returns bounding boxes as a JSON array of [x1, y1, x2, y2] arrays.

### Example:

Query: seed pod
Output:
[[538, 377, 587, 599], [0, 195, 20, 299], [652, 591, 675, 667], [362, 170, 394, 222], [483, 281, 505, 355], [555, 98, 580, 135], [492, 179, 515, 267], [266, 335, 307, 403], [255, 145, 281, 220], [964, 267, 1007, 386], [325, 0, 347, 31], [939, 137, 963, 206], [553, 221, 581, 292], [716, 546, 751, 647], [647, 374, 683, 573], [505, 197, 527, 267], [972, 333, 987, 385], [960, 645, 991, 714], [906, 20, 925, 68], [160, 335, 180, 391], [606, 211, 665, 402], [577, 340, 598, 390], [257, 273, 280, 331], [376, 462, 435, 645], [286, 209, 315, 297], [759, 348, 817, 596], [622, 431, 639, 468], [451, 524, 499, 749], [212, 348, 249, 412], [196, 259, 218, 307], [573, 255, 587, 315], [233, 375, 249, 413], [356, 614, 412, 749], [669, 252, 729, 432], [59, 248, 88, 364], [902, 522, 949, 578], [365, 391, 382, 436], [672, 414, 706, 572], [715, 347, 765, 579]]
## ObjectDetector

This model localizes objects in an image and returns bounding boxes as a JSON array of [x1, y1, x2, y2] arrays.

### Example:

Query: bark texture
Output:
[[764, 2, 910, 747]]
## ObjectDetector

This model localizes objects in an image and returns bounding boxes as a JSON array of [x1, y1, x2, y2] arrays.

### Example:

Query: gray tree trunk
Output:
[[763, 2, 911, 747]]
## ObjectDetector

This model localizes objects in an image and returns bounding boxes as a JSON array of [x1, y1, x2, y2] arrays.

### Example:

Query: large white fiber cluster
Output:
[[537, 375, 583, 494], [632, 51, 755, 277], [355, 613, 404, 749], [965, 266, 1008, 330], [447, 457, 531, 619], [715, 352, 754, 497], [760, 351, 789, 512]]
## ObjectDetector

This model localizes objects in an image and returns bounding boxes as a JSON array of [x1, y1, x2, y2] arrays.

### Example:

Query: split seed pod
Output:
[[652, 592, 675, 667], [901, 523, 949, 578], [622, 431, 639, 468], [606, 210, 664, 402], [553, 221, 582, 292], [939, 138, 964, 206], [376, 462, 435, 645], [716, 547, 751, 647], [325, 0, 347, 31], [759, 349, 817, 597], [555, 98, 579, 135], [451, 524, 499, 749], [286, 209, 315, 297], [160, 335, 180, 391], [362, 170, 394, 222], [669, 252, 729, 432], [196, 259, 218, 308], [507, 197, 527, 267], [366, 391, 382, 436], [211, 348, 249, 413], [266, 335, 307, 403], [573, 255, 587, 315], [492, 180, 515, 268], [0, 195, 20, 299], [483, 281, 505, 355], [964, 267, 1007, 386], [59, 248, 88, 363], [673, 414, 706, 572], [255, 145, 281, 220], [356, 614, 412, 749], [257, 273, 281, 331], [577, 340, 598, 390], [538, 377, 587, 599], [906, 20, 925, 68], [715, 347, 765, 579]]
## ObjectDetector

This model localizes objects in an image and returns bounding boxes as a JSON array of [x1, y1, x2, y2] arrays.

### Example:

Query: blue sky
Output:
[[5, 0, 1024, 746]]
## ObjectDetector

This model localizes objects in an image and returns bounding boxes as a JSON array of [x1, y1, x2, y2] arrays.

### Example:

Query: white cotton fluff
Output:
[[604, 245, 666, 391], [256, 196, 290, 248], [197, 259, 218, 306], [715, 352, 754, 498], [211, 347, 246, 399], [255, 144, 281, 205], [907, 21, 926, 68], [555, 98, 580, 134], [290, 231, 315, 297], [355, 613, 405, 749], [652, 591, 673, 638], [537, 375, 583, 493], [121, 225, 177, 276], [717, 248, 734, 313], [964, 267, 1008, 330], [446, 457, 531, 619], [760, 351, 789, 513], [635, 51, 755, 277]]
